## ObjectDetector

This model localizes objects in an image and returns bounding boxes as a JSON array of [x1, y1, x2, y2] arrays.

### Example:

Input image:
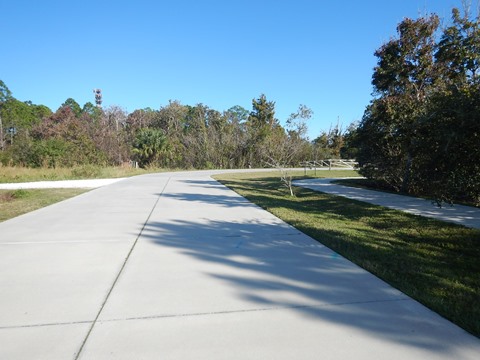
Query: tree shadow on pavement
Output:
[[139, 209, 478, 356]]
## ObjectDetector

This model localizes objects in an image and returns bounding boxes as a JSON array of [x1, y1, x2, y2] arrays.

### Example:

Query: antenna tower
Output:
[[93, 89, 102, 108]]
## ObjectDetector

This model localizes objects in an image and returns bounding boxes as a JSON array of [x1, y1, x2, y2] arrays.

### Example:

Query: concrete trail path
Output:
[[293, 178, 480, 229], [0, 178, 126, 189], [0, 171, 479, 360]]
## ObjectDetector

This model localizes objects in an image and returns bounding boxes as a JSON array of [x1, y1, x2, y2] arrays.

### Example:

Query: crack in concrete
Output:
[[0, 320, 93, 330], [73, 177, 171, 360], [0, 297, 411, 331], [99, 297, 412, 323]]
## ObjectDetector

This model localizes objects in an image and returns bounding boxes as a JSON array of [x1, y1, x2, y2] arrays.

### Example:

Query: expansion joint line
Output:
[[74, 177, 171, 360]]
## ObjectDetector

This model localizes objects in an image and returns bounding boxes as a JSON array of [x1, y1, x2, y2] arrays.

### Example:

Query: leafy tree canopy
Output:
[[0, 80, 12, 103], [60, 98, 82, 118]]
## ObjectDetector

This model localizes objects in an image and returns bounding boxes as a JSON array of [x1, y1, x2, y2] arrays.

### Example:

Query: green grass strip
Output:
[[0, 165, 167, 183], [214, 171, 480, 338], [0, 189, 89, 222]]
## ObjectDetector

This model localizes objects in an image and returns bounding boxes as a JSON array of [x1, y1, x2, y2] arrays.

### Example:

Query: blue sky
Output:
[[1, 0, 465, 139]]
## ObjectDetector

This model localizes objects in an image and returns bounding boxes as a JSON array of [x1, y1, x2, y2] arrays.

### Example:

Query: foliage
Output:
[[245, 94, 281, 166], [0, 80, 12, 102], [312, 122, 345, 159], [60, 98, 82, 117], [355, 8, 480, 205], [0, 78, 351, 171], [0, 97, 53, 151], [340, 122, 359, 159], [132, 128, 168, 167], [82, 102, 102, 121], [286, 104, 312, 138], [265, 104, 315, 196]]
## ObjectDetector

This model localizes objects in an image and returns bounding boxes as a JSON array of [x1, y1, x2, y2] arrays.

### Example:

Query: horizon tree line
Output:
[[0, 81, 354, 170]]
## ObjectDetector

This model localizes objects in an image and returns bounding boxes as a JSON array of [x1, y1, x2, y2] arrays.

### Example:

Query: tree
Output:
[[436, 7, 480, 87], [246, 94, 279, 166], [82, 102, 102, 121], [103, 105, 127, 130], [0, 98, 52, 154], [340, 122, 359, 159], [94, 105, 129, 165], [263, 105, 313, 196], [226, 105, 249, 125], [286, 104, 312, 139], [29, 106, 110, 166], [413, 6, 480, 204], [152, 101, 187, 134], [0, 81, 53, 154], [356, 7, 480, 204], [313, 122, 345, 160], [247, 94, 277, 138], [32, 105, 52, 120], [152, 101, 188, 167], [132, 128, 168, 167], [372, 15, 440, 99], [60, 98, 82, 118], [0, 80, 12, 150], [0, 80, 12, 103], [413, 83, 480, 204], [126, 108, 157, 133], [356, 14, 440, 192], [204, 107, 231, 168], [223, 106, 249, 168], [284, 104, 313, 163], [0, 99, 48, 129], [263, 127, 297, 196]]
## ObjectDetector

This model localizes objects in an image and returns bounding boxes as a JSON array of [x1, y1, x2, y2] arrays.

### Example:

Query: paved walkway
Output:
[[0, 171, 479, 359], [293, 178, 480, 229], [0, 178, 126, 189]]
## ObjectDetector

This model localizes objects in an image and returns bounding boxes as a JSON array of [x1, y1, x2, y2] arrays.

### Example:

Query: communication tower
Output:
[[93, 89, 102, 108]]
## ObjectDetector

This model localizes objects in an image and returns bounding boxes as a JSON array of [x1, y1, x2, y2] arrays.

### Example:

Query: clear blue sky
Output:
[[1, 0, 464, 139]]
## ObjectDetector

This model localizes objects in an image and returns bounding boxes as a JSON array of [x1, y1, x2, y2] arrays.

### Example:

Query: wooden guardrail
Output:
[[300, 159, 358, 172]]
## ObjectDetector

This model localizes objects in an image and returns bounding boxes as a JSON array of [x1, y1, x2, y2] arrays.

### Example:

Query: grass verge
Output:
[[214, 171, 480, 338], [0, 188, 89, 222], [0, 164, 165, 183]]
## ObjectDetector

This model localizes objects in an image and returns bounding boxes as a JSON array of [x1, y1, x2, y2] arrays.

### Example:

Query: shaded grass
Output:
[[0, 188, 88, 222], [214, 171, 480, 338]]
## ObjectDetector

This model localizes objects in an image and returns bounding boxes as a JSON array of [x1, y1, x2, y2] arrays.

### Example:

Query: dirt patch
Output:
[[0, 192, 15, 202]]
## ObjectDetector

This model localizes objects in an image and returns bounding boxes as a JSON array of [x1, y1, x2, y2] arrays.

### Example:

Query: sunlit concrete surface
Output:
[[294, 178, 480, 229]]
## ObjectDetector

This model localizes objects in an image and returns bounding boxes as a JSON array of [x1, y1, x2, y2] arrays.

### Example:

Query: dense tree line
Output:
[[354, 7, 480, 205], [0, 81, 353, 170]]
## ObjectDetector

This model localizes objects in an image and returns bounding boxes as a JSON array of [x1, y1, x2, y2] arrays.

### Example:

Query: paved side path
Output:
[[0, 171, 479, 359], [0, 178, 126, 189], [294, 178, 480, 229]]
